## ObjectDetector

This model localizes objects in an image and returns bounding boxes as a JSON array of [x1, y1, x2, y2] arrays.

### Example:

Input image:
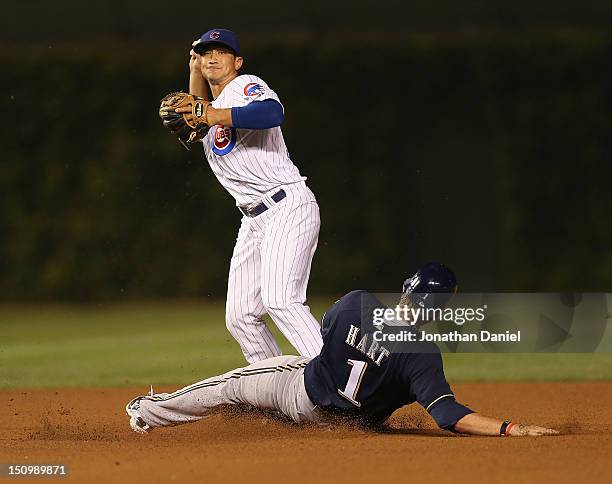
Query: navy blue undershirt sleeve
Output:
[[405, 352, 474, 430], [231, 99, 285, 129]]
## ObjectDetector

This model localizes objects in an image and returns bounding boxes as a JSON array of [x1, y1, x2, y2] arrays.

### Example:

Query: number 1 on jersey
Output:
[[338, 359, 368, 407]]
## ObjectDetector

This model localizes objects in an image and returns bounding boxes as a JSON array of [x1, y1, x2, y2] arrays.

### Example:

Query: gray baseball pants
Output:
[[137, 356, 325, 428]]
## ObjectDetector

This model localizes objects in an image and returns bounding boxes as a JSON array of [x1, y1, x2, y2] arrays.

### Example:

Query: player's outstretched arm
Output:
[[453, 412, 559, 436]]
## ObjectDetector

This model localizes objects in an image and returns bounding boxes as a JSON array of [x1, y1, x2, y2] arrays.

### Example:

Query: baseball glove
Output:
[[159, 92, 211, 149]]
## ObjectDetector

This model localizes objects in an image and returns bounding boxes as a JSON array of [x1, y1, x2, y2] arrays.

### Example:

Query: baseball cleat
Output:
[[125, 394, 153, 434]]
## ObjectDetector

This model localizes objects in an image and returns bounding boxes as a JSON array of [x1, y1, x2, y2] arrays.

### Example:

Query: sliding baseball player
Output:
[[127, 263, 558, 437]]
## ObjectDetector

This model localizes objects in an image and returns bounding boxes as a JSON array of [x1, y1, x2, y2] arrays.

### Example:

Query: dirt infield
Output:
[[2, 383, 611, 483]]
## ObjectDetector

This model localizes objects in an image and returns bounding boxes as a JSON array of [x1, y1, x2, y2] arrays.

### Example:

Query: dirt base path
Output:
[[2, 383, 611, 483]]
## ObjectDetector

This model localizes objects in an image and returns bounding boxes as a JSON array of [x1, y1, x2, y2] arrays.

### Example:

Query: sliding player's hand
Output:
[[510, 424, 559, 436]]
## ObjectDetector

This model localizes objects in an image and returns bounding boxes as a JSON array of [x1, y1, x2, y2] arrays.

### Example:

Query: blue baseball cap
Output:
[[192, 29, 241, 56]]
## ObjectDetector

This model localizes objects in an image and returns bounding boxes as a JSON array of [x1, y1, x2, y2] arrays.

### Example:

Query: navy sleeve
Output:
[[428, 397, 473, 431], [231, 99, 284, 129], [406, 352, 474, 430]]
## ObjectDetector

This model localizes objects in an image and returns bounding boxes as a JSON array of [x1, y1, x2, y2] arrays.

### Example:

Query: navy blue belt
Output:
[[239, 189, 286, 217]]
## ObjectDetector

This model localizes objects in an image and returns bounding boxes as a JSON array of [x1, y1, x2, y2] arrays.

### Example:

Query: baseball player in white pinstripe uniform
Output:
[[183, 29, 323, 362]]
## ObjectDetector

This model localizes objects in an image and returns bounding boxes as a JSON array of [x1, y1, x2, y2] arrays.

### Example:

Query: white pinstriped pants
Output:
[[226, 181, 324, 363]]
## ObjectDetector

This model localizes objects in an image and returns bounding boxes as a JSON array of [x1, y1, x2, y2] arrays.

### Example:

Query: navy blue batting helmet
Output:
[[402, 262, 458, 309]]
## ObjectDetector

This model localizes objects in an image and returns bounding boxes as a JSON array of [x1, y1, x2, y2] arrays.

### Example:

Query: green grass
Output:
[[442, 353, 612, 381], [1, 301, 611, 389]]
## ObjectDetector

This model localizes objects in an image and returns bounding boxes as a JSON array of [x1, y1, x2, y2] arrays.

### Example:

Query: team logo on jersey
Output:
[[244, 83, 264, 97], [211, 125, 237, 155], [209, 31, 220, 40]]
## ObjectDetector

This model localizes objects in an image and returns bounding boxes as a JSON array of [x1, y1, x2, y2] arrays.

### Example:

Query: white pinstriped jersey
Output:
[[202, 74, 306, 206]]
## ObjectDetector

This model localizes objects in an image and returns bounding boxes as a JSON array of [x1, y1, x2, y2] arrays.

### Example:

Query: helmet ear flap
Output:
[[402, 274, 421, 295]]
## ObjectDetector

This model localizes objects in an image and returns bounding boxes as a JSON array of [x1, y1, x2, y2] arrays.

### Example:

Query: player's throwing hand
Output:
[[189, 48, 201, 73]]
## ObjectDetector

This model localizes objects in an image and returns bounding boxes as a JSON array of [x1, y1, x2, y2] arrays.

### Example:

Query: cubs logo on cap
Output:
[[211, 125, 237, 156], [209, 31, 220, 40], [244, 83, 264, 97]]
